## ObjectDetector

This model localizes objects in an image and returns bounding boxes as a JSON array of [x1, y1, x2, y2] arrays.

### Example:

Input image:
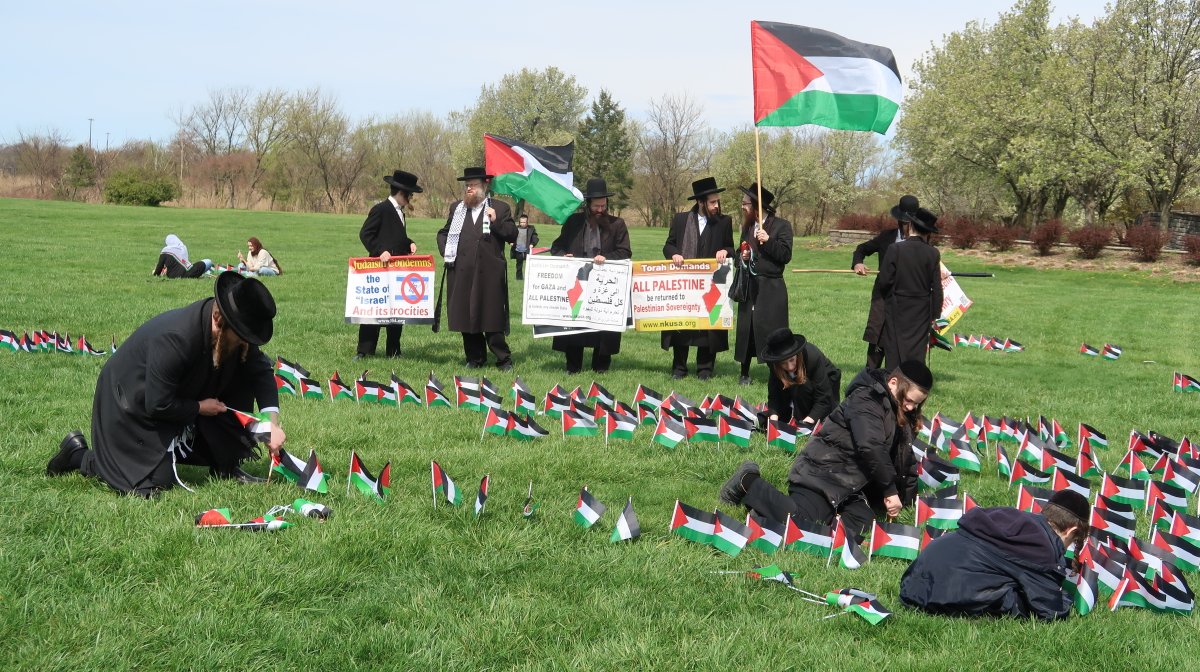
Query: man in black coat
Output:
[[661, 177, 735, 380], [511, 214, 539, 281], [877, 208, 943, 370], [356, 170, 422, 359], [733, 183, 793, 385], [436, 167, 518, 371], [899, 490, 1090, 621], [720, 361, 932, 538], [851, 195, 917, 368], [549, 178, 632, 374], [47, 272, 285, 497]]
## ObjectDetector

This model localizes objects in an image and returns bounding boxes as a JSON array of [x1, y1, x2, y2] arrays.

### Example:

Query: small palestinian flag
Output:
[[1164, 459, 1199, 494], [1068, 565, 1100, 616], [670, 500, 715, 545], [480, 386, 504, 412], [1101, 343, 1122, 360], [274, 356, 310, 386], [1043, 446, 1078, 474], [718, 415, 754, 448], [930, 484, 958, 500], [348, 451, 390, 503], [1094, 494, 1137, 523], [229, 408, 273, 444], [945, 440, 981, 473], [271, 448, 328, 494], [431, 461, 461, 506], [543, 391, 570, 419], [195, 508, 234, 527], [1078, 442, 1104, 479], [1100, 473, 1147, 507], [1151, 529, 1200, 572], [767, 419, 798, 453], [355, 378, 385, 404], [55, 333, 73, 353], [421, 372, 449, 408], [513, 387, 537, 417], [562, 408, 600, 437], [454, 376, 482, 411], [473, 475, 490, 516], [610, 497, 641, 543], [652, 414, 687, 449], [1080, 343, 1100, 357], [1079, 423, 1108, 451], [996, 444, 1013, 479], [921, 526, 949, 551], [1166, 512, 1200, 545], [522, 481, 539, 518], [0, 329, 18, 352], [712, 509, 753, 557], [1017, 485, 1053, 513], [747, 513, 786, 555], [746, 564, 797, 587], [510, 414, 550, 441], [685, 416, 720, 444], [1052, 468, 1092, 498], [328, 371, 354, 401], [481, 407, 514, 438], [630, 384, 661, 410], [636, 404, 657, 426], [275, 375, 297, 396], [1177, 373, 1200, 393], [75, 336, 105, 356], [295, 377, 323, 400], [574, 487, 606, 528], [1010, 460, 1053, 488], [1091, 506, 1136, 542], [586, 381, 614, 406], [916, 496, 963, 530], [846, 598, 892, 625], [1118, 450, 1151, 481], [1129, 430, 1160, 461], [604, 410, 638, 442], [1003, 338, 1024, 352], [929, 331, 953, 352], [1146, 480, 1188, 514], [869, 520, 920, 562], [829, 517, 866, 569], [389, 374, 420, 405], [918, 454, 961, 493], [784, 515, 834, 558], [292, 498, 332, 520]]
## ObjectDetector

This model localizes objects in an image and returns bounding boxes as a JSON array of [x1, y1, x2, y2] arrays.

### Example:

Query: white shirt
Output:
[[697, 213, 708, 237], [388, 195, 406, 226]]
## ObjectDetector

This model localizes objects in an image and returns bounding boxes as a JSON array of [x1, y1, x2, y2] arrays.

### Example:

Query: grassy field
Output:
[[2, 197, 1198, 671]]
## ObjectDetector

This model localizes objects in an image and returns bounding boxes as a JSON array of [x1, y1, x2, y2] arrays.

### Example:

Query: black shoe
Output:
[[672, 371, 686, 380], [466, 361, 483, 370], [697, 371, 713, 381], [210, 466, 266, 484], [352, 353, 368, 361], [719, 461, 761, 506], [47, 431, 88, 476], [497, 361, 513, 372], [739, 375, 752, 386]]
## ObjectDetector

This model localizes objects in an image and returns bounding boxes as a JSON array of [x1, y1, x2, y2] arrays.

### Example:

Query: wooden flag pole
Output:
[[430, 461, 437, 509], [754, 126, 764, 236]]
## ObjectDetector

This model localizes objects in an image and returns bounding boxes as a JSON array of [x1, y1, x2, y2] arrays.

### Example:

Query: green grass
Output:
[[1, 197, 1198, 671]]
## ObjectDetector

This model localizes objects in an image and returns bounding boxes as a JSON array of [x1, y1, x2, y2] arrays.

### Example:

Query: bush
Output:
[[1029, 219, 1065, 256], [1184, 234, 1200, 266], [943, 216, 986, 249], [984, 223, 1021, 252], [103, 168, 181, 206], [1067, 225, 1113, 260], [1124, 223, 1168, 262], [836, 213, 890, 233]]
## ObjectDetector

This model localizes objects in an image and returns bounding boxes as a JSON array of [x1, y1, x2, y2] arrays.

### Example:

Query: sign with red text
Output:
[[521, 255, 631, 333], [630, 259, 734, 332], [344, 255, 436, 325]]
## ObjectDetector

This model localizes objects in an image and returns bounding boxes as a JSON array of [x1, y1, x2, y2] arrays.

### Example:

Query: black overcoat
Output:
[[876, 237, 942, 368], [359, 198, 414, 257], [549, 211, 632, 354], [661, 207, 735, 352], [765, 342, 842, 423], [851, 228, 903, 344], [436, 199, 517, 334], [87, 299, 277, 493], [734, 215, 793, 363]]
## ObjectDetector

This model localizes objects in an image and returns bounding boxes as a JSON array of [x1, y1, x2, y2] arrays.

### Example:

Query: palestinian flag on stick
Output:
[[767, 419, 798, 453], [483, 407, 514, 437], [543, 391, 570, 419], [916, 496, 963, 530], [0, 329, 18, 352], [299, 377, 324, 400], [425, 373, 451, 408], [391, 374, 421, 405], [574, 487, 606, 528], [274, 356, 310, 386], [484, 134, 584, 223], [751, 21, 900, 133], [1078, 439, 1105, 478], [474, 475, 490, 517], [652, 414, 687, 449], [230, 408, 273, 444], [1067, 565, 1100, 616], [328, 371, 354, 401], [431, 461, 461, 507], [670, 500, 715, 545], [1177, 372, 1200, 393], [509, 414, 550, 441], [747, 513, 785, 555], [605, 410, 638, 442], [712, 509, 753, 557], [784, 514, 833, 558], [1100, 473, 1146, 507], [869, 521, 920, 562], [633, 384, 663, 410], [685, 416, 720, 444], [562, 408, 600, 437], [845, 598, 892, 625], [270, 448, 328, 493], [1146, 480, 1188, 514], [347, 451, 390, 503], [275, 375, 297, 396], [829, 517, 866, 569], [610, 497, 641, 543], [75, 335, 105, 356], [1080, 343, 1100, 357], [1052, 468, 1092, 498], [1102, 343, 1122, 360], [718, 415, 754, 448]]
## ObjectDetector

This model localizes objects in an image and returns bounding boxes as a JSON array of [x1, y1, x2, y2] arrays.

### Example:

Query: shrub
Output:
[[836, 213, 890, 233], [1124, 223, 1168, 262], [1067, 225, 1112, 260], [103, 168, 181, 206], [984, 223, 1021, 252], [1029, 219, 1065, 256], [1184, 234, 1200, 266], [944, 216, 986, 249]]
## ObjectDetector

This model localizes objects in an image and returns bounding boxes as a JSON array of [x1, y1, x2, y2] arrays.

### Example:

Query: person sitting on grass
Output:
[[720, 361, 930, 539], [759, 327, 841, 427], [899, 489, 1090, 621], [153, 234, 212, 278], [237, 236, 282, 276]]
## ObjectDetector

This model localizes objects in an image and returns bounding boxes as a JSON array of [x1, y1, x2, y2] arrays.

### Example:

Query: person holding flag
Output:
[[720, 361, 932, 538], [549, 178, 632, 374], [732, 184, 792, 386], [356, 169, 422, 360], [876, 206, 942, 369], [436, 167, 518, 371], [47, 272, 285, 497], [899, 490, 1090, 621], [759, 327, 841, 426], [851, 196, 920, 368], [660, 177, 735, 380]]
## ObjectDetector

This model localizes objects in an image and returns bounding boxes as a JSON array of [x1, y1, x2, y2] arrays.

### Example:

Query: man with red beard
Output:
[[436, 167, 518, 370]]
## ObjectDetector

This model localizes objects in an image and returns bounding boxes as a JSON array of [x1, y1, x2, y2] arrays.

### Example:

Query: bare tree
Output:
[[244, 89, 292, 204], [288, 88, 352, 211], [15, 129, 68, 198], [177, 88, 250, 207], [632, 94, 707, 227]]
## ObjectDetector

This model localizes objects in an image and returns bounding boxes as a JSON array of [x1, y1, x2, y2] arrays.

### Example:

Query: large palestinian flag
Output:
[[751, 21, 901, 133], [484, 134, 584, 223]]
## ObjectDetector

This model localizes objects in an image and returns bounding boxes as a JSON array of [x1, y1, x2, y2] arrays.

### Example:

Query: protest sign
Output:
[[630, 259, 734, 332], [937, 262, 973, 334], [522, 255, 631, 333], [344, 255, 436, 325]]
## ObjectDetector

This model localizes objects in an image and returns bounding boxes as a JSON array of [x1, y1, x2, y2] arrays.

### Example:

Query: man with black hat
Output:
[[877, 202, 942, 369], [47, 272, 285, 497], [899, 489, 1090, 621], [356, 169, 423, 360], [734, 183, 793, 385], [851, 195, 918, 368], [661, 177, 735, 380], [549, 178, 632, 373], [436, 167, 518, 370], [719, 360, 933, 539]]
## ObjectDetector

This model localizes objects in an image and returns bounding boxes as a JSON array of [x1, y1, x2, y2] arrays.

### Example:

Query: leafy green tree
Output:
[[103, 167, 180, 206], [575, 89, 634, 211], [60, 145, 97, 201]]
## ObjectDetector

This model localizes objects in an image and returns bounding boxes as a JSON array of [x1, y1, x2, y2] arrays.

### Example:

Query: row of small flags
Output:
[[1174, 372, 1200, 393], [0, 329, 115, 356], [194, 498, 331, 531], [932, 333, 1024, 352], [1080, 343, 1123, 360]]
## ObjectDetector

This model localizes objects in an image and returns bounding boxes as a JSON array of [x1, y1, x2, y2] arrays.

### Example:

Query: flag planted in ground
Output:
[[917, 496, 963, 530], [869, 520, 920, 562], [474, 475, 490, 516], [784, 514, 834, 558], [652, 413, 687, 449], [747, 513, 786, 555], [1080, 343, 1100, 357], [271, 448, 328, 494], [275, 374, 297, 396], [562, 408, 600, 437], [483, 407, 514, 437], [328, 371, 354, 401], [718, 415, 754, 448], [348, 451, 390, 503], [604, 410, 638, 441], [712, 509, 753, 557], [299, 377, 324, 400], [767, 419, 798, 452], [670, 500, 715, 545], [510, 414, 550, 441], [830, 517, 866, 569], [574, 487, 606, 528], [431, 461, 461, 506], [610, 497, 641, 542], [426, 373, 451, 408], [274, 356, 310, 386]]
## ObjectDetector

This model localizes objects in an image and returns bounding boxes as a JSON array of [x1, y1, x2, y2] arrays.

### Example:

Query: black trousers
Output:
[[463, 332, 511, 367], [672, 345, 715, 377], [741, 477, 874, 540], [564, 347, 612, 373], [865, 343, 885, 369], [357, 324, 403, 357], [514, 256, 526, 279]]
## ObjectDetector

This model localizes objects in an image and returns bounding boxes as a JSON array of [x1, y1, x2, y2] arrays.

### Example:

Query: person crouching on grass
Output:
[[759, 327, 841, 427], [720, 361, 931, 539], [899, 489, 1090, 621]]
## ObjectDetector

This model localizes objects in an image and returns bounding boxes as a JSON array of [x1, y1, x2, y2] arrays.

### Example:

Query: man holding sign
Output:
[[355, 170, 422, 360], [661, 177, 734, 380]]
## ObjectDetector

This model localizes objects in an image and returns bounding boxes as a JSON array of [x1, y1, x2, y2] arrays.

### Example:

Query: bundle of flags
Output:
[[1173, 372, 1200, 393], [950, 334, 1024, 352], [0, 329, 117, 356], [194, 505, 295, 531], [1081, 343, 1122, 359]]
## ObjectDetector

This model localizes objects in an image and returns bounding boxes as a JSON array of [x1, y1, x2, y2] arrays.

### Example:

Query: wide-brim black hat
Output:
[[456, 166, 494, 182], [687, 176, 725, 200], [890, 194, 920, 223], [214, 271, 276, 346], [910, 208, 939, 234], [384, 169, 423, 193], [583, 177, 614, 199], [739, 182, 776, 211], [759, 327, 806, 364]]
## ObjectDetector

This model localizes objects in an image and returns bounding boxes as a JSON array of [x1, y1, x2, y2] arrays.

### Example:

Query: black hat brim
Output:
[[687, 187, 726, 200], [214, 272, 273, 346], [911, 209, 939, 234], [760, 335, 806, 364], [384, 176, 423, 193], [457, 174, 494, 181]]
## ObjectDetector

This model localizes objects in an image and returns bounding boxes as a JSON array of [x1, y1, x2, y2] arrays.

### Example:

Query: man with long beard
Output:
[[436, 167, 518, 370], [660, 177, 734, 380], [549, 178, 632, 373], [732, 183, 793, 385]]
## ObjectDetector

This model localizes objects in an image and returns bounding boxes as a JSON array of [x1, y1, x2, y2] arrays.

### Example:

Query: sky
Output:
[[2, 0, 1107, 148]]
